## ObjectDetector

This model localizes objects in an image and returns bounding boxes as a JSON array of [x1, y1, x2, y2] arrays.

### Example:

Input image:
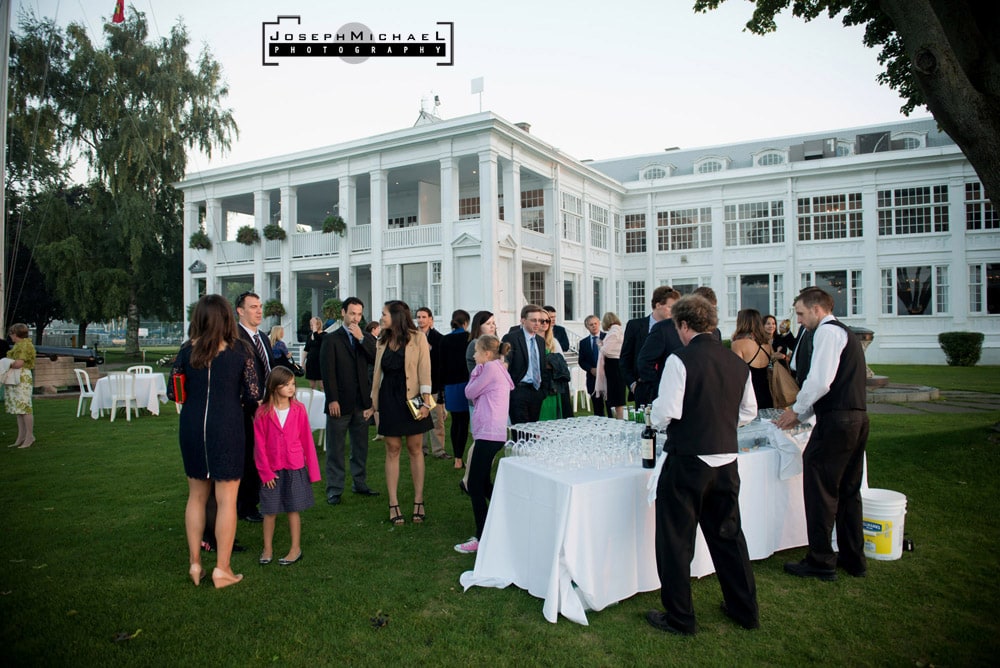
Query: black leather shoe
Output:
[[327, 496, 341, 505], [720, 601, 759, 630], [837, 559, 867, 578], [784, 559, 837, 581], [241, 512, 264, 523], [644, 610, 696, 636], [352, 487, 380, 496], [231, 541, 247, 553]]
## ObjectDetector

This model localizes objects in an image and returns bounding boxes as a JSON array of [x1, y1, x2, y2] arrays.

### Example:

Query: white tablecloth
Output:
[[460, 442, 811, 625], [299, 388, 327, 431], [91, 373, 169, 418]]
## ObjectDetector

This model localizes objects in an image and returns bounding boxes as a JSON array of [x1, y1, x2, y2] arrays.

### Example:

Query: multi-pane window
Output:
[[624, 213, 646, 254], [756, 151, 785, 166], [877, 185, 949, 235], [458, 197, 480, 220], [613, 212, 623, 254], [800, 270, 863, 316], [524, 270, 545, 307], [725, 200, 784, 246], [384, 264, 398, 301], [561, 192, 583, 243], [521, 189, 544, 233], [726, 274, 782, 317], [563, 274, 576, 321], [797, 193, 862, 240], [430, 261, 442, 315], [772, 274, 785, 318], [969, 263, 1000, 314], [642, 166, 667, 180], [698, 160, 723, 174], [388, 215, 417, 229], [589, 203, 609, 250], [881, 265, 948, 315], [628, 281, 646, 320], [965, 183, 998, 230], [656, 207, 712, 251], [593, 277, 604, 317]]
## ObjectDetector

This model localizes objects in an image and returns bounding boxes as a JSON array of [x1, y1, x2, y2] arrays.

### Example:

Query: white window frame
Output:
[[797, 192, 863, 241], [656, 207, 712, 251], [877, 185, 949, 236], [965, 182, 998, 230], [753, 149, 787, 167], [799, 269, 863, 317], [725, 200, 785, 247], [881, 264, 949, 316]]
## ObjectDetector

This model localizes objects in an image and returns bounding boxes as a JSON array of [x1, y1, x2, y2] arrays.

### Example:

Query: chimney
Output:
[[515, 122, 531, 133]]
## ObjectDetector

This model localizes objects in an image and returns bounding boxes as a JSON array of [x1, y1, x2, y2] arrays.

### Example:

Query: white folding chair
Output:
[[127, 365, 154, 375], [295, 388, 314, 413], [108, 372, 139, 422], [74, 368, 99, 418]]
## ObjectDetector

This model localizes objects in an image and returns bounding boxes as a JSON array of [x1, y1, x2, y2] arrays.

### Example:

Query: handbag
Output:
[[406, 393, 437, 420], [170, 372, 187, 404], [274, 354, 305, 377], [768, 359, 799, 409]]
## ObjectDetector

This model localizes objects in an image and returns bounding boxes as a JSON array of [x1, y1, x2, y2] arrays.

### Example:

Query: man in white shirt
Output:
[[416, 307, 449, 459], [235, 291, 271, 524], [646, 295, 759, 636]]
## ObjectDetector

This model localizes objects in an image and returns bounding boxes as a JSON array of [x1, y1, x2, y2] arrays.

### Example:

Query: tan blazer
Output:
[[371, 329, 432, 411]]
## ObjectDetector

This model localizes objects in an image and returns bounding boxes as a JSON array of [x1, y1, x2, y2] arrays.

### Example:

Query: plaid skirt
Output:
[[259, 467, 315, 514]]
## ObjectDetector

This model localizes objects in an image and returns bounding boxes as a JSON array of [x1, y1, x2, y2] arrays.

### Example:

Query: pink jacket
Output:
[[253, 400, 321, 485], [465, 359, 514, 442]]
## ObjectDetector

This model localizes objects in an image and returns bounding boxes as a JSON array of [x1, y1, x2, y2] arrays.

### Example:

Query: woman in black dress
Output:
[[730, 309, 774, 409], [371, 300, 432, 525], [303, 317, 325, 390], [169, 294, 261, 588]]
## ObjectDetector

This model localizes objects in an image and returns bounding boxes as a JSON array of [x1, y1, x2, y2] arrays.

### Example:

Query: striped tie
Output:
[[253, 333, 271, 374]]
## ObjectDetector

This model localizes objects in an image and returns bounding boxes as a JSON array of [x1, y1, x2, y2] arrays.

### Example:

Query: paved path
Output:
[[867, 391, 1000, 415]]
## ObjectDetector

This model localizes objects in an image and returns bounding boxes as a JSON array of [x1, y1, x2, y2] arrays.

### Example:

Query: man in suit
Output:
[[621, 285, 677, 407], [646, 295, 759, 636], [633, 287, 682, 405], [235, 291, 271, 523], [543, 305, 573, 418], [578, 315, 611, 417], [502, 304, 547, 425], [320, 297, 379, 506], [416, 307, 449, 459], [776, 287, 869, 581]]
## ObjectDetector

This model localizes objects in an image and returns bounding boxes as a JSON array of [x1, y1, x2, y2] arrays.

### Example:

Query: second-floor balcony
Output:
[[383, 224, 441, 250]]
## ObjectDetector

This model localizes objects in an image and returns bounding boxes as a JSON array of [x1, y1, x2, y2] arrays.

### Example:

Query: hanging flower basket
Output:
[[236, 226, 260, 245], [188, 230, 212, 250], [263, 299, 286, 318], [263, 223, 286, 241], [322, 215, 347, 236], [322, 297, 343, 322]]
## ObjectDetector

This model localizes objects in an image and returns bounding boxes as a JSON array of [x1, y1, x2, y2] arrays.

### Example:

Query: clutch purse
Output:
[[171, 372, 187, 404], [406, 393, 437, 419]]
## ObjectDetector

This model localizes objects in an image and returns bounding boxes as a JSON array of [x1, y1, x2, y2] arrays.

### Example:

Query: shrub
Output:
[[938, 331, 984, 366], [236, 226, 260, 245], [188, 230, 211, 250], [263, 223, 286, 240]]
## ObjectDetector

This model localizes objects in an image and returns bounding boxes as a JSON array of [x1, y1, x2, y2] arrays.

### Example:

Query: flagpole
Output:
[[0, 0, 12, 334]]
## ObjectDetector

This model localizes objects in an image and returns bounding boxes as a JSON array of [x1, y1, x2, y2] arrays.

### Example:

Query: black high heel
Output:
[[388, 504, 405, 525], [412, 501, 425, 524]]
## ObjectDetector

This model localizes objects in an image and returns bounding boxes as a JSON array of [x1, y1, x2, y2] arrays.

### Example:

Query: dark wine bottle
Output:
[[641, 406, 656, 469]]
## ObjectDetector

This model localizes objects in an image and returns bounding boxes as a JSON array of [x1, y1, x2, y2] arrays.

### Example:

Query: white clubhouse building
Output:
[[176, 112, 998, 364]]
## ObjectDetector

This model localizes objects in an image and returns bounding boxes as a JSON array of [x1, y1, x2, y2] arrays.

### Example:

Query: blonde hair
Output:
[[268, 325, 284, 346], [601, 311, 622, 331], [475, 334, 510, 360]]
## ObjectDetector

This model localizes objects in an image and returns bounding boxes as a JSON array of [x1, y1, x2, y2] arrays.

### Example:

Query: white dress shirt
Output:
[[790, 315, 848, 421]]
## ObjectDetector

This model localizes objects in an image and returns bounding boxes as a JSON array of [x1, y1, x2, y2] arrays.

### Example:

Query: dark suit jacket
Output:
[[635, 318, 684, 404], [577, 332, 606, 393], [238, 325, 272, 412], [502, 326, 545, 387], [620, 315, 652, 394], [320, 326, 376, 414], [552, 324, 570, 353], [424, 328, 444, 394]]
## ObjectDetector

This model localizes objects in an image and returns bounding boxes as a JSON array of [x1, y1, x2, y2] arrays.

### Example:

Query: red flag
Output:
[[112, 0, 125, 24]]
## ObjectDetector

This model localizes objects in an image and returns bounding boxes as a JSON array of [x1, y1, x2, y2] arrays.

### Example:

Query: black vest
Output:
[[665, 335, 750, 456], [813, 319, 867, 415]]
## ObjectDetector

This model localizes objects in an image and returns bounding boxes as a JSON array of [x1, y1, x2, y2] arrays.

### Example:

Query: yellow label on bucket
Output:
[[863, 517, 893, 554]]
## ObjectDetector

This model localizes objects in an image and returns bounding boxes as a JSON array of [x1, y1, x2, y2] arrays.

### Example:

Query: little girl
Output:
[[254, 366, 321, 566], [454, 335, 514, 554]]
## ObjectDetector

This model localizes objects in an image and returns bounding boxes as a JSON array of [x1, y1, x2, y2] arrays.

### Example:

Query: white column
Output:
[[501, 157, 521, 318], [860, 178, 880, 330], [337, 175, 356, 295], [369, 170, 387, 304], [205, 198, 222, 294], [479, 150, 499, 311], [183, 200, 201, 332], [279, 186, 297, 325], [440, 157, 458, 315], [254, 189, 269, 301], [948, 179, 968, 324]]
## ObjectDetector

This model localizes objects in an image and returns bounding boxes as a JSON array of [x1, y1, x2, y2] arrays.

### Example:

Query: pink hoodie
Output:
[[465, 358, 514, 442]]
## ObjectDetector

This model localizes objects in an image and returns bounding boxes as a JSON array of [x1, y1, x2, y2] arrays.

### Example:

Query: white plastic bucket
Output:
[[862, 488, 907, 561]]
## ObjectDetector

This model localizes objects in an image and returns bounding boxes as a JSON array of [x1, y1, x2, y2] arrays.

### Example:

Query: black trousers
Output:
[[467, 438, 505, 539], [450, 411, 470, 461], [508, 384, 543, 426], [802, 409, 869, 572], [236, 410, 259, 517], [654, 456, 758, 633]]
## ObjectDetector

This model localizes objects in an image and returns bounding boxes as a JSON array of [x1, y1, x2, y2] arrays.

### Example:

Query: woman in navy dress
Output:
[[169, 294, 261, 588]]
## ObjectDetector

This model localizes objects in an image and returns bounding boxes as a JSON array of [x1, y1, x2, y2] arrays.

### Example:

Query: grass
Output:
[[2, 366, 999, 666], [869, 364, 1000, 393]]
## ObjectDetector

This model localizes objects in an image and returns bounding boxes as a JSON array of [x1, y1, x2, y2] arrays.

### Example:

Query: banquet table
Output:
[[90, 372, 169, 419], [460, 424, 820, 625]]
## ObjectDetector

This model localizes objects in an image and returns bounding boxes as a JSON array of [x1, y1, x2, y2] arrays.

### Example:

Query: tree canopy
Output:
[[693, 0, 1000, 203]]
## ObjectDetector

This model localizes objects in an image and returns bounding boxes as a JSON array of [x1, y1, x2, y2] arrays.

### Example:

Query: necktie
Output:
[[529, 337, 540, 390], [592, 336, 599, 364], [253, 333, 271, 374]]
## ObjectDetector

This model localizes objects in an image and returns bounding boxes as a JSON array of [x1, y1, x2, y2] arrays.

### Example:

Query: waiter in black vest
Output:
[[645, 295, 759, 636], [776, 287, 869, 581]]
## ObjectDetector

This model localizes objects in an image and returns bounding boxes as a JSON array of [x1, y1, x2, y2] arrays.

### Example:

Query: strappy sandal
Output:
[[412, 502, 425, 524], [388, 504, 405, 525]]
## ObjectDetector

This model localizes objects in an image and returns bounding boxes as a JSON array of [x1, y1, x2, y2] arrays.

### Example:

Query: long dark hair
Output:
[[733, 308, 768, 346], [468, 310, 494, 341], [380, 300, 417, 350], [188, 294, 241, 368], [259, 366, 297, 417]]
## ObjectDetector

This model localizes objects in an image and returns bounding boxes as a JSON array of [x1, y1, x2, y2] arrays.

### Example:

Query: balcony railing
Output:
[[383, 224, 441, 249], [215, 240, 254, 264], [264, 239, 282, 260], [350, 225, 371, 252], [291, 231, 340, 258]]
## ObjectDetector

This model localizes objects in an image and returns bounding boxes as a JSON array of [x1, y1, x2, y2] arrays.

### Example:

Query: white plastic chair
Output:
[[127, 365, 154, 375], [108, 372, 139, 422], [295, 388, 314, 414], [74, 368, 99, 418]]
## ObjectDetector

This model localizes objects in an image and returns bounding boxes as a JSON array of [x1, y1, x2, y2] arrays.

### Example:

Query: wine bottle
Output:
[[641, 406, 656, 469]]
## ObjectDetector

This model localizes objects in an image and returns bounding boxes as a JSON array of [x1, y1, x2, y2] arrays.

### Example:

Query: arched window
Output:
[[892, 131, 926, 150], [698, 161, 722, 173], [835, 141, 853, 157], [754, 150, 786, 167], [641, 164, 671, 180]]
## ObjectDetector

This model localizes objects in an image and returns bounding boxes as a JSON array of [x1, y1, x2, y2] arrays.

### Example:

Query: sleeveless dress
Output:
[[377, 346, 433, 437], [747, 345, 774, 410]]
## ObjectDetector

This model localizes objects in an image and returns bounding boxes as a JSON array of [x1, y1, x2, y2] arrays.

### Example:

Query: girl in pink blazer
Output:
[[254, 367, 321, 566]]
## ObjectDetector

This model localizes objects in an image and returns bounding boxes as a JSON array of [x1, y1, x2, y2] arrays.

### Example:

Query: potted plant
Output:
[[263, 223, 286, 241], [188, 230, 212, 250], [263, 299, 286, 319], [236, 225, 260, 245], [322, 214, 347, 236]]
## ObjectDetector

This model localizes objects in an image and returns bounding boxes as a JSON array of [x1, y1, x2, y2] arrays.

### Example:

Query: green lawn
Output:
[[870, 364, 1000, 393], [2, 368, 999, 666]]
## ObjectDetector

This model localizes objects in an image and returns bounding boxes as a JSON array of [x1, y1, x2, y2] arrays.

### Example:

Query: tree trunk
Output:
[[880, 0, 1000, 203], [125, 292, 140, 355], [76, 320, 89, 348]]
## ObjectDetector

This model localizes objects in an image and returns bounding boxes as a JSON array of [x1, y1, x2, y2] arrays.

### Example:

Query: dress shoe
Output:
[[259, 552, 272, 565], [189, 564, 206, 586], [645, 610, 696, 636], [212, 567, 243, 588], [241, 511, 264, 523], [326, 495, 341, 505], [837, 558, 867, 578], [433, 452, 452, 460], [720, 601, 759, 630], [458, 480, 469, 495], [352, 487, 380, 496], [784, 559, 837, 581], [278, 552, 303, 566], [232, 541, 247, 553]]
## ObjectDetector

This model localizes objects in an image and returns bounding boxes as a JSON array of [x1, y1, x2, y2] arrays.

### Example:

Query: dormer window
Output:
[[835, 141, 853, 157], [695, 156, 730, 174], [892, 131, 926, 150], [640, 163, 673, 180], [754, 150, 786, 167]]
